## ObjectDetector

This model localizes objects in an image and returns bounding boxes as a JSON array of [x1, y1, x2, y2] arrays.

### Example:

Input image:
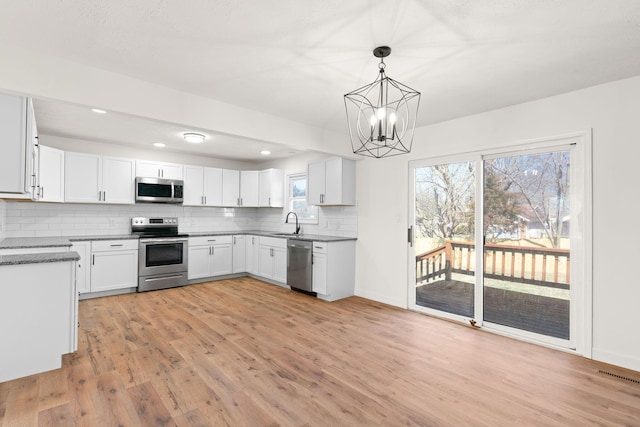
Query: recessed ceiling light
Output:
[[153, 142, 166, 148], [183, 132, 205, 143], [260, 150, 271, 156], [91, 108, 107, 114]]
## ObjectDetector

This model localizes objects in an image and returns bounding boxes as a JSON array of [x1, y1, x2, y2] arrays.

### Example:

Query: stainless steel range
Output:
[[132, 217, 188, 292]]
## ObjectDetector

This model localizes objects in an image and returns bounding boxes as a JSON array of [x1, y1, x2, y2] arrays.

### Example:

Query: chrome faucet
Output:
[[285, 211, 300, 234]]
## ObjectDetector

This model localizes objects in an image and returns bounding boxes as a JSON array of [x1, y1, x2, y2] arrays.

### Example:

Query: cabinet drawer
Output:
[[189, 235, 233, 246], [259, 236, 286, 248], [91, 239, 138, 252], [312, 242, 327, 254]]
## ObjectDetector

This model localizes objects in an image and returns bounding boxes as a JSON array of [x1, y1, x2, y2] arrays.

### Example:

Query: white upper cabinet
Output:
[[240, 170, 259, 207], [222, 170, 259, 207], [307, 157, 356, 206], [259, 168, 284, 207], [136, 160, 183, 180], [222, 169, 240, 206], [38, 145, 65, 202], [184, 165, 223, 206], [0, 94, 38, 199], [65, 152, 134, 204], [64, 152, 101, 203], [102, 156, 136, 204]]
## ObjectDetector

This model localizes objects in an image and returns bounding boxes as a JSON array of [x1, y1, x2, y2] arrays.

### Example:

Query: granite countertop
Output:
[[68, 234, 139, 242], [0, 237, 74, 250], [0, 231, 355, 258], [188, 230, 357, 242], [0, 251, 80, 266]]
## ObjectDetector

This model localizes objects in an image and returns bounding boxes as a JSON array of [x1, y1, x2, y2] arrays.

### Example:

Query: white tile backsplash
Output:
[[0, 201, 357, 238]]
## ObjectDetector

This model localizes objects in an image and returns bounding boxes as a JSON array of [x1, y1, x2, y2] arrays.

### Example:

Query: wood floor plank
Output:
[[126, 382, 176, 427], [1, 277, 640, 426]]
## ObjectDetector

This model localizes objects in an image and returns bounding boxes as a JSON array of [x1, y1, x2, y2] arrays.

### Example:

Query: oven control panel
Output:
[[132, 217, 179, 226]]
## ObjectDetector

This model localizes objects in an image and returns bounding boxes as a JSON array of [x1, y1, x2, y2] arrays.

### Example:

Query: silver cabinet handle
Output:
[[103, 191, 106, 202], [110, 244, 123, 247], [92, 254, 95, 265], [204, 196, 206, 205], [233, 236, 236, 244], [268, 197, 271, 206]]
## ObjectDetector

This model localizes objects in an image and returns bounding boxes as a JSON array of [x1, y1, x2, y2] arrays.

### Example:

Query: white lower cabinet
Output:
[[258, 236, 287, 283], [71, 241, 91, 294], [232, 235, 246, 273], [312, 240, 356, 301], [0, 259, 77, 383], [89, 239, 138, 292], [246, 235, 260, 275], [188, 236, 233, 280]]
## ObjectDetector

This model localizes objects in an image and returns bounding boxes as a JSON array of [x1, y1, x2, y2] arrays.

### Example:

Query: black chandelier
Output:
[[344, 46, 421, 158]]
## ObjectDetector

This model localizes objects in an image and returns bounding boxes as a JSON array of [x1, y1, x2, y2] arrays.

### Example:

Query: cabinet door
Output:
[[72, 242, 91, 294], [0, 94, 29, 195], [161, 163, 183, 180], [90, 250, 138, 292], [312, 252, 328, 295], [102, 156, 135, 204], [246, 236, 259, 275], [38, 145, 65, 202], [232, 235, 246, 273], [323, 157, 342, 205], [135, 160, 162, 178], [188, 245, 212, 280], [240, 170, 259, 206], [272, 247, 287, 283], [222, 169, 240, 206], [183, 165, 205, 206], [307, 159, 324, 205], [211, 244, 233, 276], [65, 152, 101, 203], [203, 167, 223, 206], [259, 168, 284, 207], [258, 246, 274, 278]]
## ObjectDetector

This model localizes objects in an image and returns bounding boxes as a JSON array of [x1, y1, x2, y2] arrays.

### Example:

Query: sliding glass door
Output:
[[409, 135, 587, 349], [482, 150, 571, 340], [411, 159, 476, 320]]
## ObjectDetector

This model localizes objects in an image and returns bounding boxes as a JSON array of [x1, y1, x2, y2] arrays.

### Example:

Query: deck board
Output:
[[416, 279, 570, 339]]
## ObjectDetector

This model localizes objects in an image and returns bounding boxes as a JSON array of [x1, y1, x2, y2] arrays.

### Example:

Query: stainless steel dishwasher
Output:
[[287, 239, 314, 294]]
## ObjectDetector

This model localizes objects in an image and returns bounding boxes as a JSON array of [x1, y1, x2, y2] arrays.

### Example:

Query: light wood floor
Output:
[[1, 277, 639, 426]]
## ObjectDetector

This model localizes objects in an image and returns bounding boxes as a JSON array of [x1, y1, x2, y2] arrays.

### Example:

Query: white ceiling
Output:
[[2, 0, 640, 162]]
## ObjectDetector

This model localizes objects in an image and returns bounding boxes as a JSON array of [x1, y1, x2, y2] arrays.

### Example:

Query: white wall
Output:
[[355, 75, 640, 371]]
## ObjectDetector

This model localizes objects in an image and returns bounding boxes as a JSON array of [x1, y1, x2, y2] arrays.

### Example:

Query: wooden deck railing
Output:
[[416, 240, 570, 290]]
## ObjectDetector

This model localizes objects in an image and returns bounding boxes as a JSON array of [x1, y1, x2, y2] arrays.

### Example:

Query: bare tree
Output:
[[415, 162, 474, 241]]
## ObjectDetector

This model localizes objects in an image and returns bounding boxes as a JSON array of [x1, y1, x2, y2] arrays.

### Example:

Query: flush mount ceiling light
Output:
[[153, 142, 166, 148], [183, 132, 205, 143], [91, 108, 107, 114], [260, 150, 271, 156], [344, 46, 421, 158]]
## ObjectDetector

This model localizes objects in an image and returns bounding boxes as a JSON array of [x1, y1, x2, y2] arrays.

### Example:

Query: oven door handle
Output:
[[143, 274, 185, 282], [139, 238, 187, 244]]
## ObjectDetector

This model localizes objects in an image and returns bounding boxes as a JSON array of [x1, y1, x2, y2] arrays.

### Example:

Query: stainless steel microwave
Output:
[[135, 177, 184, 204]]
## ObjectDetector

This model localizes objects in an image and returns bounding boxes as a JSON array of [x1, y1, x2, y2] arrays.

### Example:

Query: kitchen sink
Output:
[[271, 232, 301, 237]]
